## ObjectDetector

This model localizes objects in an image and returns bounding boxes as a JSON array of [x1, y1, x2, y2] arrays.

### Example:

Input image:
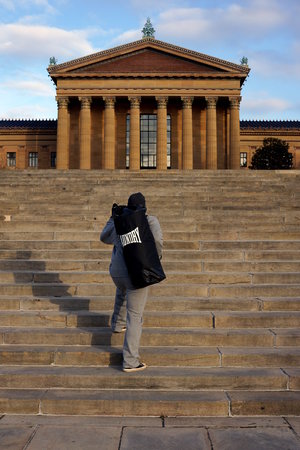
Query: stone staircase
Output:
[[0, 169, 299, 417]]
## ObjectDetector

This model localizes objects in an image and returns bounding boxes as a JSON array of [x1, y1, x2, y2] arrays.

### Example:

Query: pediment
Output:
[[68, 49, 224, 74], [49, 38, 249, 79]]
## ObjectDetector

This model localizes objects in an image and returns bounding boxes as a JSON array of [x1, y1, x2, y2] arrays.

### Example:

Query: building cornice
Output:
[[53, 72, 245, 80]]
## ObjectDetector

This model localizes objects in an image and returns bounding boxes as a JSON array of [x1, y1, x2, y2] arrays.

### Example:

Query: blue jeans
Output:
[[111, 276, 148, 368]]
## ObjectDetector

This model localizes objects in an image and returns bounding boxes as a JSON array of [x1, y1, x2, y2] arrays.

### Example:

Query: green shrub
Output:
[[249, 138, 293, 170]]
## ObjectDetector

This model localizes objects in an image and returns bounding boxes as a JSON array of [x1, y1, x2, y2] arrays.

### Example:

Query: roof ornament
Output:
[[142, 18, 155, 39], [49, 56, 58, 66], [240, 56, 248, 66]]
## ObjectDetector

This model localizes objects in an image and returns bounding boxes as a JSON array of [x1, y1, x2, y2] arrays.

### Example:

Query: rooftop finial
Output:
[[49, 56, 57, 66], [240, 56, 248, 66], [142, 18, 155, 39]]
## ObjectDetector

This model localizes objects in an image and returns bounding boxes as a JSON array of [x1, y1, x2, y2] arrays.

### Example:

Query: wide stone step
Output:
[[0, 388, 229, 416], [3, 187, 289, 198], [3, 239, 298, 252], [0, 259, 205, 272], [252, 273, 300, 284], [1, 345, 300, 368], [1, 212, 292, 225], [0, 366, 289, 390], [0, 295, 298, 313], [3, 230, 300, 242], [202, 241, 300, 251], [220, 347, 300, 367], [214, 312, 300, 328], [0, 241, 93, 250], [0, 250, 112, 260], [2, 270, 300, 285], [1, 192, 293, 204], [244, 250, 300, 261], [204, 262, 300, 273], [0, 271, 253, 285], [1, 388, 299, 416], [1, 282, 299, 299], [0, 327, 279, 347], [0, 249, 233, 265], [10, 237, 294, 253], [0, 188, 292, 197], [0, 311, 213, 328], [228, 391, 300, 416], [209, 284, 300, 298], [2, 248, 299, 262], [0, 295, 262, 312], [0, 345, 220, 367], [261, 298, 300, 311], [0, 282, 211, 297], [0, 220, 293, 233]]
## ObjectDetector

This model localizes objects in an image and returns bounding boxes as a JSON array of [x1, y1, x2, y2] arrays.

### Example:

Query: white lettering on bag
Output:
[[119, 227, 142, 247]]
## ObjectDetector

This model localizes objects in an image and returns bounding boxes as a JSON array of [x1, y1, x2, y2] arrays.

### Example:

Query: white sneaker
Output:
[[112, 326, 127, 333], [123, 362, 147, 373]]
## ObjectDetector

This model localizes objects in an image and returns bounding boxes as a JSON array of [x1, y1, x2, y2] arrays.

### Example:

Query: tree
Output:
[[249, 138, 293, 170]]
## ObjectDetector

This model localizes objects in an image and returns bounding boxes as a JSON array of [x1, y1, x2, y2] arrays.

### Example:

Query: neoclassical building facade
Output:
[[50, 37, 249, 171], [1, 37, 300, 170]]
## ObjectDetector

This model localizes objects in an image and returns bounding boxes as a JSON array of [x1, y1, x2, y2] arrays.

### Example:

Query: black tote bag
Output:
[[113, 206, 166, 288]]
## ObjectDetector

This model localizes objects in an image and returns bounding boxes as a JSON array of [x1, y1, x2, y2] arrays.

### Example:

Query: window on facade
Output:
[[51, 152, 56, 168], [126, 114, 171, 169], [28, 152, 38, 168], [6, 152, 16, 167], [240, 152, 247, 167]]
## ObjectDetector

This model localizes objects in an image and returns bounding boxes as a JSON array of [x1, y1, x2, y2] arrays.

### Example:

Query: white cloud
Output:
[[129, 0, 183, 11], [242, 94, 291, 115], [156, 2, 287, 44], [2, 79, 54, 96], [0, 0, 15, 10], [25, 0, 56, 14], [0, 0, 56, 13], [0, 23, 96, 60], [0, 103, 56, 119], [112, 29, 141, 45], [249, 48, 300, 79]]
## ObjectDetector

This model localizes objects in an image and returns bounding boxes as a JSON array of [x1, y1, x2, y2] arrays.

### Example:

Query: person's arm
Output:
[[100, 217, 116, 245], [148, 215, 163, 258]]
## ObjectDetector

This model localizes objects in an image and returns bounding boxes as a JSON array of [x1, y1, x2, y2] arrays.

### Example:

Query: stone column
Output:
[[56, 96, 69, 169], [103, 97, 116, 169], [229, 96, 241, 169], [181, 96, 194, 170], [79, 96, 92, 169], [128, 97, 141, 170], [206, 96, 218, 169], [156, 96, 168, 170]]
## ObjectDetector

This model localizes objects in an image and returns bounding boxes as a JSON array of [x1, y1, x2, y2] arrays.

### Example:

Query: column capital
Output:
[[229, 96, 242, 109], [181, 97, 194, 109], [103, 97, 116, 108], [79, 96, 92, 108], [156, 96, 168, 108], [205, 97, 218, 109], [128, 96, 141, 108], [56, 96, 69, 109]]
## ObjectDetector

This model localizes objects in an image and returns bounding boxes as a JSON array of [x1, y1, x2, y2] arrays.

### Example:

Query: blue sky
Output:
[[0, 0, 299, 120]]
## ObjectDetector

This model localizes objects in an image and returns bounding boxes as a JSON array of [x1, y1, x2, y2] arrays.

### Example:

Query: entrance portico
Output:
[[49, 38, 249, 170]]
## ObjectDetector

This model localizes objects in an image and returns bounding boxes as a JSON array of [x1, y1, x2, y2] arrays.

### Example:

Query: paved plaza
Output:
[[1, 415, 300, 449]]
